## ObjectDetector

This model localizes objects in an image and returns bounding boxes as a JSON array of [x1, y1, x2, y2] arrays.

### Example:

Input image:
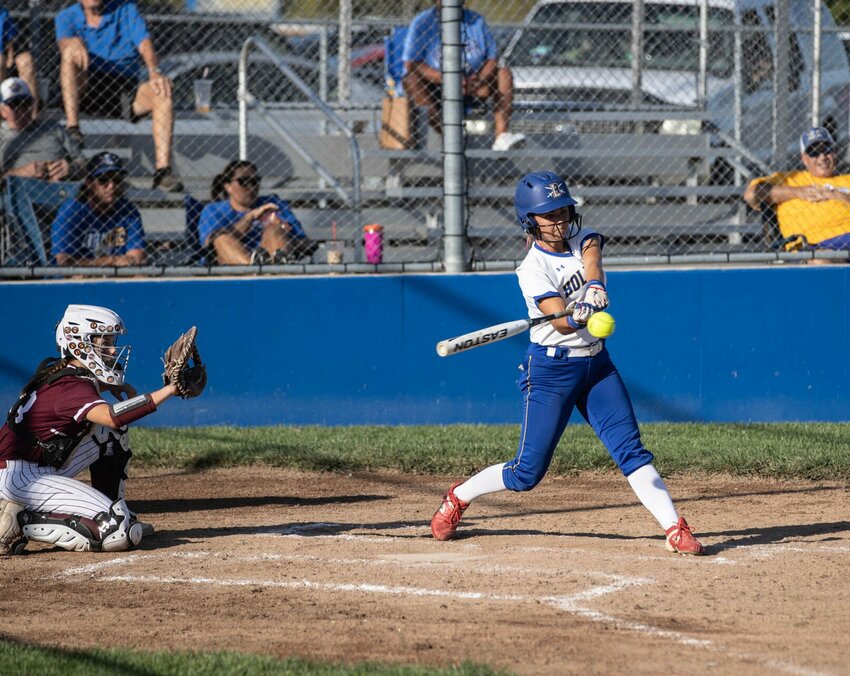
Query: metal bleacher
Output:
[[1, 49, 780, 274]]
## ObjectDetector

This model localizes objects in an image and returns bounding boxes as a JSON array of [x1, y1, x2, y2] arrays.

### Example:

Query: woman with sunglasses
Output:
[[50, 151, 146, 266], [198, 160, 313, 265], [429, 171, 706, 556]]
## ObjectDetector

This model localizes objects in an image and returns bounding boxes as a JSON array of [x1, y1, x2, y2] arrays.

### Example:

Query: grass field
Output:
[[0, 641, 504, 676], [131, 422, 850, 480], [6, 422, 848, 675]]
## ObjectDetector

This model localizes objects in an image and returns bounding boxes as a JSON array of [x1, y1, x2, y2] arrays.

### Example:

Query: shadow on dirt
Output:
[[704, 520, 850, 554], [130, 493, 389, 513]]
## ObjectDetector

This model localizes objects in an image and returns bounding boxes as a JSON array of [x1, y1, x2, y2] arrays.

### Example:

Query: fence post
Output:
[[772, 0, 791, 166], [442, 0, 467, 273], [698, 0, 709, 109], [630, 0, 645, 108], [812, 0, 822, 127], [338, 0, 352, 103]]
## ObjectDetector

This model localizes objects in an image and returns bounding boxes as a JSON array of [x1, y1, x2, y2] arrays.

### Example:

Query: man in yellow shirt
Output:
[[744, 127, 850, 251]]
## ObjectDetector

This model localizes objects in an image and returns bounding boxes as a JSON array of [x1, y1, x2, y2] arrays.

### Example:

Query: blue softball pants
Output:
[[503, 343, 654, 492]]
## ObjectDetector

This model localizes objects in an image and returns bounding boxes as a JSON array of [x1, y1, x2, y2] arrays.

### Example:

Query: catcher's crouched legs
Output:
[[89, 425, 132, 500], [19, 499, 144, 552], [88, 426, 155, 537]]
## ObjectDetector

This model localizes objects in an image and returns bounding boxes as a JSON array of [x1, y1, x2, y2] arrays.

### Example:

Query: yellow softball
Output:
[[587, 311, 616, 338]]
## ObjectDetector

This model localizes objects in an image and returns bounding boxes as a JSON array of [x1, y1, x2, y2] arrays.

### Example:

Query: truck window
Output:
[[507, 1, 734, 77], [763, 5, 804, 91], [741, 10, 773, 94]]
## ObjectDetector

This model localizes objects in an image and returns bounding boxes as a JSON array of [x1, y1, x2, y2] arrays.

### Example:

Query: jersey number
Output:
[[14, 392, 37, 425]]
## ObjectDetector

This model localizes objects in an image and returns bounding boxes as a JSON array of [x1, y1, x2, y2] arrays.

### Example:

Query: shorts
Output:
[[80, 71, 141, 122], [816, 233, 850, 250], [414, 81, 486, 115]]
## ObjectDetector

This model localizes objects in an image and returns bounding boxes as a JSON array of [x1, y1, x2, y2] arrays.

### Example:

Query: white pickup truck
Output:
[[501, 0, 850, 178]]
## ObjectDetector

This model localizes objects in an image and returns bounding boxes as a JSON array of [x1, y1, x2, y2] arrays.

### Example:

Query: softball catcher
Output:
[[0, 304, 206, 555], [430, 171, 705, 555]]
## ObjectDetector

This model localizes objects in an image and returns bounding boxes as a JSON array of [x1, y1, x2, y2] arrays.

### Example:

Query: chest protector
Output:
[[6, 358, 96, 468]]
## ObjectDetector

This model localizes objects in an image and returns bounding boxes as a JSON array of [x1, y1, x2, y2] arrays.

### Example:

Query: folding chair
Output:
[[1, 177, 79, 266]]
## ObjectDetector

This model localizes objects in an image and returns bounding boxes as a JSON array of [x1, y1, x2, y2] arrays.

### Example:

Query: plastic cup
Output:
[[326, 241, 343, 265], [363, 224, 384, 264], [194, 79, 213, 113]]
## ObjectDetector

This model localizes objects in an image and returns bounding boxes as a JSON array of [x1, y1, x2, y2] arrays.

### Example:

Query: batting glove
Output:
[[582, 279, 609, 310], [566, 301, 594, 329]]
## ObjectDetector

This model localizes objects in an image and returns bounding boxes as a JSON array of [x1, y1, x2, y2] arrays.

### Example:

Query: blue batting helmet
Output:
[[514, 171, 578, 232]]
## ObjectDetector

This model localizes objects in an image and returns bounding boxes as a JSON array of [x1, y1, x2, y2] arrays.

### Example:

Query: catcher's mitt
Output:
[[162, 326, 207, 399]]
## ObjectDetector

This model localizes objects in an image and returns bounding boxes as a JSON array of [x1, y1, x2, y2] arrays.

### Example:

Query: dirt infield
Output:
[[2, 467, 849, 675]]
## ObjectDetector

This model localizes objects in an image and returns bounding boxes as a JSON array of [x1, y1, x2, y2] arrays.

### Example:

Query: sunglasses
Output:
[[234, 175, 262, 188], [94, 173, 125, 185], [805, 144, 834, 158]]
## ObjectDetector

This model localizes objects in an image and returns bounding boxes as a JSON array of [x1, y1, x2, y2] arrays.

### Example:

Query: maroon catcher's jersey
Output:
[[0, 375, 106, 463]]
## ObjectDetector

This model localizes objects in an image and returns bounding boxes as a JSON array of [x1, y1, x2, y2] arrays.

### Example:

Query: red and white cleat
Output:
[[430, 481, 469, 541], [665, 517, 705, 555]]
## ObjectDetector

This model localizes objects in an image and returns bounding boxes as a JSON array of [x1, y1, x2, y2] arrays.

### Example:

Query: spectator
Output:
[[0, 77, 84, 181], [744, 126, 850, 254], [51, 152, 146, 266], [55, 0, 182, 192], [402, 0, 525, 151], [0, 8, 39, 111], [198, 160, 315, 265]]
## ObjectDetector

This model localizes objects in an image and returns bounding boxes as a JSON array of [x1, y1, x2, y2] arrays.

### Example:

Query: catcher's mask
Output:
[[55, 304, 131, 386]]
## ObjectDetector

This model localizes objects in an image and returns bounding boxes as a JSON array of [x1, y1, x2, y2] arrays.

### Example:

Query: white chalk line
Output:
[[53, 548, 833, 676], [57, 522, 836, 676], [70, 566, 823, 674]]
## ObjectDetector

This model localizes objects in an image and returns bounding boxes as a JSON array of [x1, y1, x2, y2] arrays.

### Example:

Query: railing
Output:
[[238, 35, 364, 261]]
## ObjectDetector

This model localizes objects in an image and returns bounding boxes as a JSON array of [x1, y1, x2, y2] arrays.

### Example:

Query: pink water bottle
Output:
[[363, 224, 384, 264]]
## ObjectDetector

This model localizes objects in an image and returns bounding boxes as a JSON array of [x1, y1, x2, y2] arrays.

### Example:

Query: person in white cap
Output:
[[744, 126, 850, 255], [0, 77, 84, 181]]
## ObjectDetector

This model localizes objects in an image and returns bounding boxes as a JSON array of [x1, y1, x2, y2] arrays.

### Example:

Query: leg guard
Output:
[[19, 499, 143, 553], [98, 499, 143, 552], [20, 511, 100, 552], [89, 426, 132, 501], [88, 428, 155, 537], [0, 499, 25, 555]]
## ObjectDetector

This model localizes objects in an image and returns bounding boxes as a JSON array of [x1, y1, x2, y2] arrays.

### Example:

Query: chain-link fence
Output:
[[1, 0, 849, 276]]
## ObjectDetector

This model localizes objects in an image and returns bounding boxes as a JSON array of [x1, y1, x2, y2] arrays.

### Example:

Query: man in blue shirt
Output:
[[402, 0, 525, 151], [0, 9, 39, 111], [55, 0, 182, 192], [51, 152, 147, 266]]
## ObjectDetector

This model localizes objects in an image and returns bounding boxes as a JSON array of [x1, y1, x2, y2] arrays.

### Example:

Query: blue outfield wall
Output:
[[0, 265, 847, 426]]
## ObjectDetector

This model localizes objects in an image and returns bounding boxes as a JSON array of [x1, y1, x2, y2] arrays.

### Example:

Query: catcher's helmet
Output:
[[514, 171, 579, 233], [55, 304, 130, 385]]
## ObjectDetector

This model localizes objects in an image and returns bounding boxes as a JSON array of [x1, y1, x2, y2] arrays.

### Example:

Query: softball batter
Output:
[[0, 304, 204, 554], [430, 171, 705, 555]]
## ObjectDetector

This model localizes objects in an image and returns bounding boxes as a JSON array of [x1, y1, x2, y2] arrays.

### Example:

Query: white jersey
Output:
[[516, 232, 605, 347]]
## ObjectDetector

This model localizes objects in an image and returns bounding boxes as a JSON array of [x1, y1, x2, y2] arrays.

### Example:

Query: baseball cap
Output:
[[85, 152, 126, 179], [0, 77, 33, 105], [800, 127, 834, 153]]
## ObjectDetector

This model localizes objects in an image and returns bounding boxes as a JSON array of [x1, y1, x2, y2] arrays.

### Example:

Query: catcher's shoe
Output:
[[137, 520, 155, 537], [0, 499, 25, 555], [431, 481, 469, 541], [127, 507, 155, 537], [665, 517, 705, 555]]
